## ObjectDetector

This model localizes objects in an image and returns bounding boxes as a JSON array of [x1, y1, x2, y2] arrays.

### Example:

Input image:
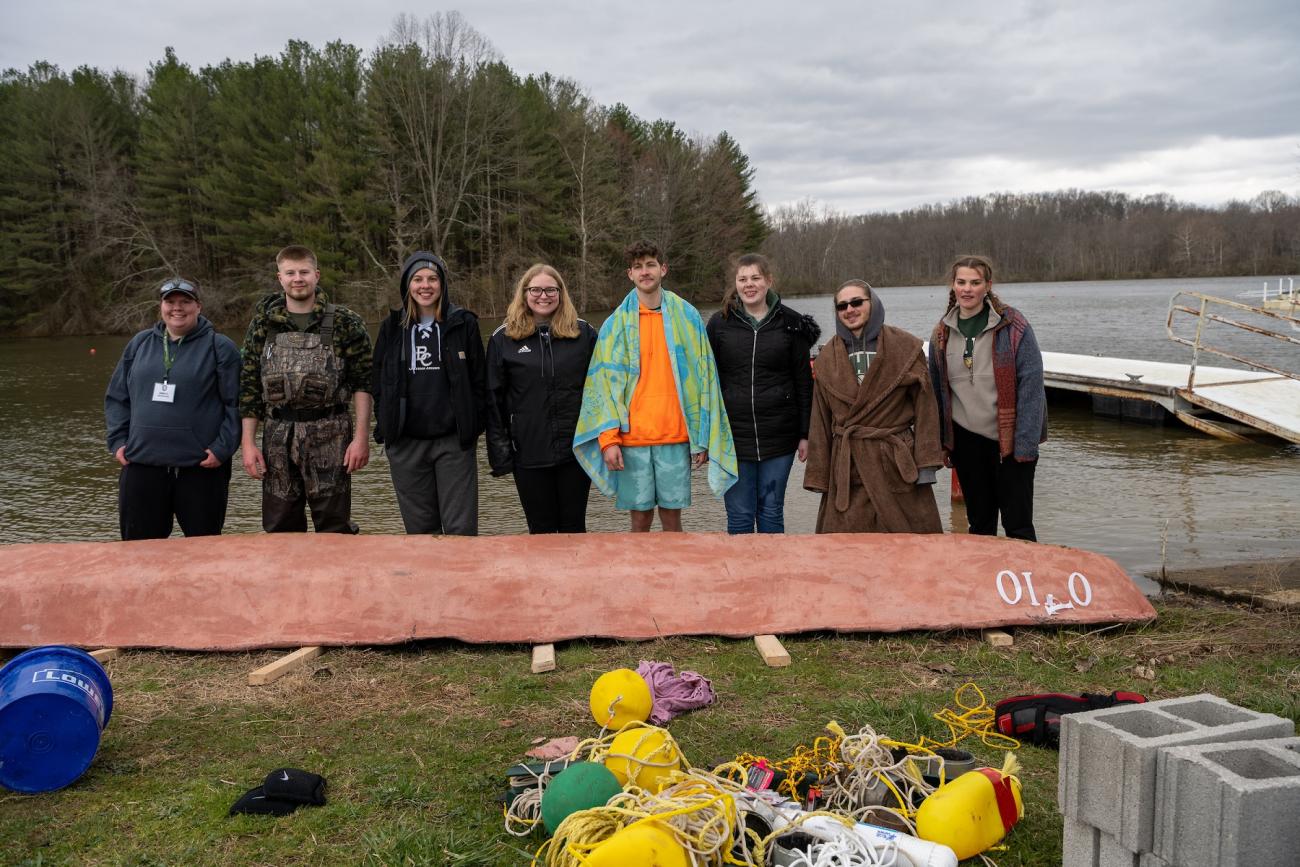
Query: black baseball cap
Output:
[[159, 278, 200, 300]]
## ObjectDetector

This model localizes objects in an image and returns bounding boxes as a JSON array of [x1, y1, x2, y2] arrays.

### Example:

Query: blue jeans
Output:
[[724, 453, 796, 534]]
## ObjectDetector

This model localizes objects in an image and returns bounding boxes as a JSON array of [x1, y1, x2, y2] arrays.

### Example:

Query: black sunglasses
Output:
[[835, 297, 868, 312], [159, 279, 198, 296]]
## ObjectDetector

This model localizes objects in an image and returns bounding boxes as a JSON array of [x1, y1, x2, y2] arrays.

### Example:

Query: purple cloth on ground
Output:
[[636, 660, 716, 724]]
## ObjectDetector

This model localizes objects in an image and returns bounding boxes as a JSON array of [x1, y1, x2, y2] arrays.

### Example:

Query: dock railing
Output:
[[1165, 291, 1300, 390]]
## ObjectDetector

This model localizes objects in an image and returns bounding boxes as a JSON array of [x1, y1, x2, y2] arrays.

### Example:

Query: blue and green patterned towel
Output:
[[573, 288, 737, 499]]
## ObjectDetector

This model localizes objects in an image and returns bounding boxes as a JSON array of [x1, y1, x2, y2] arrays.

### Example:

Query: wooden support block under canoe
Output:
[[0, 533, 1157, 650], [248, 646, 323, 686], [89, 648, 121, 663], [982, 629, 1014, 647], [754, 634, 791, 667], [531, 644, 556, 674]]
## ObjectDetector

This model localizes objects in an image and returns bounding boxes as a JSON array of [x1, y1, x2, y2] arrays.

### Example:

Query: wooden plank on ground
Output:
[[248, 646, 322, 686], [754, 634, 791, 667], [982, 629, 1014, 647], [90, 648, 121, 663], [530, 644, 556, 674]]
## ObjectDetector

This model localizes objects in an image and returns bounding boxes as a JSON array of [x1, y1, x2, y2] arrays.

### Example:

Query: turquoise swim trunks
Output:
[[615, 443, 692, 511]]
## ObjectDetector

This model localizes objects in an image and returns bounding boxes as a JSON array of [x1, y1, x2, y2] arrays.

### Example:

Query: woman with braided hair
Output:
[[927, 255, 1047, 541]]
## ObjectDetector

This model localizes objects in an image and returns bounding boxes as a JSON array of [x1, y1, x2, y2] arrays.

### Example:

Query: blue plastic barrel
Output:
[[0, 646, 114, 793]]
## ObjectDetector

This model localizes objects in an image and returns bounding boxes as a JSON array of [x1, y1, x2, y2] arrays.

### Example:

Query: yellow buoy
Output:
[[584, 819, 690, 867], [589, 668, 653, 730], [916, 753, 1024, 860], [603, 726, 682, 792]]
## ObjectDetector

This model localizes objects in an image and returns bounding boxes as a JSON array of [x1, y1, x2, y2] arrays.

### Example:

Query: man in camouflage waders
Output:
[[239, 245, 373, 532]]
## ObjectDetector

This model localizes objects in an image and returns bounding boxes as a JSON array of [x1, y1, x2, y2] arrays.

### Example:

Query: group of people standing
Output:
[[105, 243, 1047, 544]]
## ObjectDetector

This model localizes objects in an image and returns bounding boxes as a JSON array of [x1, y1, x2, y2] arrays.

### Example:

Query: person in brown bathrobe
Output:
[[804, 280, 943, 534]]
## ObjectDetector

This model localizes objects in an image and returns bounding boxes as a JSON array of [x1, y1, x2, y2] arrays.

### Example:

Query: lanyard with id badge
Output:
[[154, 333, 182, 403]]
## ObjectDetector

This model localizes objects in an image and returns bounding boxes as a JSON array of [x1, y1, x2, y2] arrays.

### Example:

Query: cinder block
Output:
[[1062, 816, 1100, 867], [1153, 736, 1300, 867], [1058, 693, 1293, 853], [1098, 831, 1139, 867]]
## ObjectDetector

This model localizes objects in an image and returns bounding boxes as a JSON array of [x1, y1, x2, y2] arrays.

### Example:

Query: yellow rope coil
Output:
[[920, 683, 1022, 751], [532, 684, 1016, 865], [530, 770, 750, 867]]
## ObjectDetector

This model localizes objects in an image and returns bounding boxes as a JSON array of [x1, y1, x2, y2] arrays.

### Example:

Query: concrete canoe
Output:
[[0, 533, 1155, 651]]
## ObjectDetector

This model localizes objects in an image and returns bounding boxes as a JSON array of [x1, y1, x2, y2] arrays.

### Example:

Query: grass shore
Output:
[[2, 592, 1297, 866]]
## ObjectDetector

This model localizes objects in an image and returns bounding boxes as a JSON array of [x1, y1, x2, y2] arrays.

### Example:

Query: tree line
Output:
[[4, 12, 1297, 336], [762, 188, 1300, 292], [0, 13, 766, 335]]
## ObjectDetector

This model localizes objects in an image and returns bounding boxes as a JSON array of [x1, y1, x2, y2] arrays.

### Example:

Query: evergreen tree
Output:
[[199, 51, 309, 293], [135, 48, 216, 281]]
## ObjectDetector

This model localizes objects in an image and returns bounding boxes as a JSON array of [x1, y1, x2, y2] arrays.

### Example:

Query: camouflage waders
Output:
[[260, 306, 357, 533]]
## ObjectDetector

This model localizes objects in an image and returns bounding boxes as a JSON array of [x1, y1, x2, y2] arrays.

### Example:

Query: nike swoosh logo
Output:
[[279, 771, 290, 781]]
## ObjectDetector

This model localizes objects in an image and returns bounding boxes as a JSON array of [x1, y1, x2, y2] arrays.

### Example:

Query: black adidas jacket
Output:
[[486, 320, 598, 473]]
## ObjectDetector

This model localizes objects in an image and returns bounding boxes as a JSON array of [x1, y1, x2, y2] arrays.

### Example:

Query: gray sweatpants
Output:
[[384, 433, 479, 535]]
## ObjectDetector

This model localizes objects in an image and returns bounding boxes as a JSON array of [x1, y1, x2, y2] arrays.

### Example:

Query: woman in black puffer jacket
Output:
[[486, 263, 597, 533], [706, 253, 819, 533]]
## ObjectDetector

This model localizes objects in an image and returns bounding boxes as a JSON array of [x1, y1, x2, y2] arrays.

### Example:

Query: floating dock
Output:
[[1041, 352, 1300, 443], [1039, 291, 1300, 443]]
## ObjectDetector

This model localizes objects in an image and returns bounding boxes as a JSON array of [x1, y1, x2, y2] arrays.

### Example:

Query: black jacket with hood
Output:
[[485, 317, 598, 474], [706, 297, 820, 462], [371, 252, 487, 449]]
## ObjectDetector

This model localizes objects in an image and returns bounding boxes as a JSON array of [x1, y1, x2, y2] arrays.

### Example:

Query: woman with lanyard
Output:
[[486, 263, 597, 533], [804, 279, 943, 533], [372, 252, 488, 535], [706, 253, 818, 533], [105, 278, 240, 539], [928, 255, 1047, 540]]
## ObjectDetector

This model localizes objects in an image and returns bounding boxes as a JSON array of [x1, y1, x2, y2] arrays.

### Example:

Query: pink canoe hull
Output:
[[0, 533, 1155, 651]]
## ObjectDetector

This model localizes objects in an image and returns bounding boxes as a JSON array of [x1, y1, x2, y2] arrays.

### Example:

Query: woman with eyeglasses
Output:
[[804, 279, 943, 533], [928, 255, 1046, 540], [486, 264, 598, 533], [104, 278, 240, 539], [372, 252, 487, 535], [706, 253, 819, 533]]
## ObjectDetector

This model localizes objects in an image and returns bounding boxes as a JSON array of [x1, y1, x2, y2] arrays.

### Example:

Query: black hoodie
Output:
[[371, 252, 487, 448]]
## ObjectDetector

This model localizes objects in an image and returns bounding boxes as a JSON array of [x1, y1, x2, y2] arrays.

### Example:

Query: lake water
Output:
[[0, 275, 1295, 587]]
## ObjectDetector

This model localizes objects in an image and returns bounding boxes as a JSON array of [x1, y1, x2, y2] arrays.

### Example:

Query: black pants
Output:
[[118, 462, 232, 541], [513, 460, 592, 533], [950, 423, 1037, 541]]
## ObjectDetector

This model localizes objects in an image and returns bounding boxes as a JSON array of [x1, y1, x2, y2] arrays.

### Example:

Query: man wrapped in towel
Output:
[[574, 240, 737, 531]]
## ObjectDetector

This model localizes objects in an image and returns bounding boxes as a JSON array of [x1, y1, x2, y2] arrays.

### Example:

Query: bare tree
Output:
[[368, 12, 513, 254]]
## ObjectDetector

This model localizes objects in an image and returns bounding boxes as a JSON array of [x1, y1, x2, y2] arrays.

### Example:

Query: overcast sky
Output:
[[4, 1, 1298, 214]]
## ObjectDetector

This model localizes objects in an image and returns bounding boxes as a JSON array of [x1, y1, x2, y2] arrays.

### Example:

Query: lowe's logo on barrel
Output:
[[0, 646, 114, 793], [31, 667, 107, 722]]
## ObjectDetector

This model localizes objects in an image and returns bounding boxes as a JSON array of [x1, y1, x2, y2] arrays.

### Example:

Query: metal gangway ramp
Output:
[[1040, 292, 1300, 443]]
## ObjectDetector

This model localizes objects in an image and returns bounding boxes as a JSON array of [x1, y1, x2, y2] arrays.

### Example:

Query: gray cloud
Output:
[[3, 0, 1296, 212]]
